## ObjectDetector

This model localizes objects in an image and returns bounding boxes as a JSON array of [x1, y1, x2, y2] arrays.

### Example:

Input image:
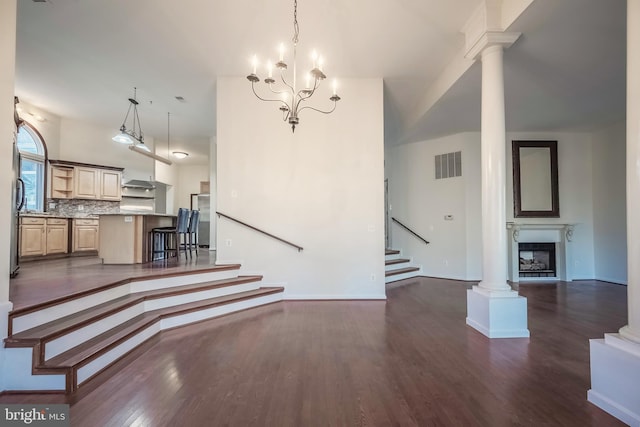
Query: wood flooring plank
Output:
[[1, 278, 628, 426]]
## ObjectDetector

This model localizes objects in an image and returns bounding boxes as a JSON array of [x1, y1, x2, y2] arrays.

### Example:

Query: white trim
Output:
[[284, 294, 387, 300]]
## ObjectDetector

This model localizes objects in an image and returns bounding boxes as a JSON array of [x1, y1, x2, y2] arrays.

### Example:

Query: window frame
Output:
[[16, 121, 48, 212]]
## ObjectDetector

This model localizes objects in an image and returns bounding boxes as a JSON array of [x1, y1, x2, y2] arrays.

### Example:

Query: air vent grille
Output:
[[435, 151, 462, 179]]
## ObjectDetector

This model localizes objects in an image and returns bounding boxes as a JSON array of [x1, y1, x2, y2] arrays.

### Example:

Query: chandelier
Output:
[[112, 87, 151, 152], [247, 0, 341, 132]]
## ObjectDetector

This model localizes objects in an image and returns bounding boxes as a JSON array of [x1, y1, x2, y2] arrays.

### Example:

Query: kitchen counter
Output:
[[98, 213, 176, 264], [20, 212, 99, 219]]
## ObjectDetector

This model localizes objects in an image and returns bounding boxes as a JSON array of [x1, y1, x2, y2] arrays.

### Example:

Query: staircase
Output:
[[3, 265, 283, 393], [385, 249, 422, 283]]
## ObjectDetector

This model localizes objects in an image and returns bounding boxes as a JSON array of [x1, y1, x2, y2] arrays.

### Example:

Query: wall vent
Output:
[[435, 151, 462, 179]]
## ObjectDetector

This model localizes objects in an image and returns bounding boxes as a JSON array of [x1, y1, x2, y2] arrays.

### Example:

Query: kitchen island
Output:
[[98, 213, 175, 264]]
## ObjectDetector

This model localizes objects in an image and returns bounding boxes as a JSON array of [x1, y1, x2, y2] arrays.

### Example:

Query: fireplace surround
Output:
[[507, 223, 575, 282]]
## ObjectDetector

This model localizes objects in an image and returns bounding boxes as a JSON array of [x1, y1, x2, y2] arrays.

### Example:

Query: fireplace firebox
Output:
[[518, 242, 556, 278]]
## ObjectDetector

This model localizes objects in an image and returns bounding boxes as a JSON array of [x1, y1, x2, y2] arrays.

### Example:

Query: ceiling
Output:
[[15, 0, 626, 161]]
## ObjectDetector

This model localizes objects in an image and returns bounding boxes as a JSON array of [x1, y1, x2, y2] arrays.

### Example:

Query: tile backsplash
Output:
[[48, 199, 120, 217]]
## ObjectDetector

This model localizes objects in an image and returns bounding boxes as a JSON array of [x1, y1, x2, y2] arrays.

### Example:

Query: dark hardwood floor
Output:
[[1, 277, 627, 426], [9, 251, 218, 310]]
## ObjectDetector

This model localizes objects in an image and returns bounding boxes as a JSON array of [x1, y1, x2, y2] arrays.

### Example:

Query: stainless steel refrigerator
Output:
[[197, 194, 210, 247], [11, 137, 26, 277]]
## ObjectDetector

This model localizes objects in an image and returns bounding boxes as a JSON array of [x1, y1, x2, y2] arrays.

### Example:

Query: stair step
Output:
[[385, 249, 400, 255], [5, 275, 263, 347], [385, 267, 420, 277], [42, 287, 283, 371], [385, 258, 410, 266]]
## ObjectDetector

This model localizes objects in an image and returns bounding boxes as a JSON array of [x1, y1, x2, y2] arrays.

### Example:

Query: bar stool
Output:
[[187, 209, 200, 256], [151, 208, 190, 260]]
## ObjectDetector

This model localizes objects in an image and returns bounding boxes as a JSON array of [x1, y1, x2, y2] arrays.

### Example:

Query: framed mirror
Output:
[[512, 140, 559, 218]]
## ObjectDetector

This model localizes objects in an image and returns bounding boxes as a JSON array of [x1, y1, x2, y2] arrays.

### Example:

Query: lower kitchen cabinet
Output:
[[45, 218, 69, 255], [73, 218, 99, 252], [20, 217, 46, 257], [19, 217, 69, 257]]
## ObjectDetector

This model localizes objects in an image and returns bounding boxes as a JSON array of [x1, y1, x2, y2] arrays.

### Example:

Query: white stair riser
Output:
[[44, 281, 261, 361], [161, 293, 283, 330], [0, 347, 66, 391], [12, 269, 241, 334], [45, 304, 145, 361], [77, 293, 283, 386], [385, 270, 422, 283], [129, 269, 239, 293], [76, 323, 161, 385], [143, 282, 261, 311], [12, 285, 131, 334], [385, 261, 411, 272], [385, 253, 401, 261]]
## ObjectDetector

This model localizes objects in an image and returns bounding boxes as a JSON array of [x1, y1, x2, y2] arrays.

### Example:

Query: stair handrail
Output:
[[391, 217, 430, 245], [216, 211, 304, 252]]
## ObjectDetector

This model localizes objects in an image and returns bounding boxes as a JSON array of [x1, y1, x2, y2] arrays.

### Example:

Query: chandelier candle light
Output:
[[247, 0, 341, 132]]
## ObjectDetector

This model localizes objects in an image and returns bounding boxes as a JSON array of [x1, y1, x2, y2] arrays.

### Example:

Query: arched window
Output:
[[17, 123, 47, 212]]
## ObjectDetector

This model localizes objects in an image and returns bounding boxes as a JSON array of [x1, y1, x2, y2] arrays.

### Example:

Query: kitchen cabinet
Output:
[[49, 160, 123, 201], [19, 217, 46, 257], [45, 218, 69, 254], [74, 167, 100, 199], [19, 216, 69, 257], [50, 165, 74, 199], [73, 218, 99, 252], [99, 169, 122, 200]]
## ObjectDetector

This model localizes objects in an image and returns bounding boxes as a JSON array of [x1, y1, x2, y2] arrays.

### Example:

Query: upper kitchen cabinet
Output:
[[49, 160, 124, 201]]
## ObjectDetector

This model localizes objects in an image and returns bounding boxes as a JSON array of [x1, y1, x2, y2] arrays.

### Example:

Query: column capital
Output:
[[465, 31, 521, 61]]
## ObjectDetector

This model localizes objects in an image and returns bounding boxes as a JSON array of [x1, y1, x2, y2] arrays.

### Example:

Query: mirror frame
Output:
[[512, 140, 559, 218]]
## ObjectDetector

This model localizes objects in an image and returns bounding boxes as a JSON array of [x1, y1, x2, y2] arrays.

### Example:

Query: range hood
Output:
[[122, 179, 156, 189]]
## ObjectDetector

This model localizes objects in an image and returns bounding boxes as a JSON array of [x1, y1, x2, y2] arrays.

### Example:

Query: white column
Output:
[[209, 136, 217, 250], [0, 0, 17, 393], [465, 33, 529, 339], [478, 45, 511, 294], [622, 0, 640, 345], [587, 2, 640, 425]]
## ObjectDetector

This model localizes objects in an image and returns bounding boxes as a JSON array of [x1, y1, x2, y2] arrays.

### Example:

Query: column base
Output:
[[588, 334, 640, 426], [466, 286, 529, 338]]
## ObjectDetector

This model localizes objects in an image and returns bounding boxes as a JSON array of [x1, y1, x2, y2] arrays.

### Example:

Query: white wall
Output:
[[1, 0, 17, 391], [175, 164, 209, 212], [216, 77, 385, 299], [386, 129, 605, 282], [15, 101, 61, 159], [59, 118, 155, 181], [386, 132, 481, 280], [507, 131, 596, 280], [209, 137, 217, 250], [591, 122, 627, 284]]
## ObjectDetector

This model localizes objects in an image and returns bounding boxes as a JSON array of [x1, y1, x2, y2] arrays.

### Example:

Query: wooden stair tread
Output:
[[385, 267, 420, 277], [6, 275, 263, 343], [9, 264, 243, 318], [385, 249, 400, 255], [42, 287, 284, 369], [385, 258, 410, 266]]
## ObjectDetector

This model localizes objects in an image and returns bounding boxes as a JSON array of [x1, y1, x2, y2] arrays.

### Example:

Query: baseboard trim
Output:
[[284, 294, 387, 301]]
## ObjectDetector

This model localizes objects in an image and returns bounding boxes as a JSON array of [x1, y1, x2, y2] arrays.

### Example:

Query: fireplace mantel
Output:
[[506, 222, 575, 243], [506, 222, 576, 282]]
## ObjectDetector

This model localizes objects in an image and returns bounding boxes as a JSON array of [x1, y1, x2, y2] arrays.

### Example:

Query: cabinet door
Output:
[[20, 225, 46, 256], [100, 170, 122, 200], [74, 225, 99, 251], [46, 225, 68, 254], [74, 167, 99, 199]]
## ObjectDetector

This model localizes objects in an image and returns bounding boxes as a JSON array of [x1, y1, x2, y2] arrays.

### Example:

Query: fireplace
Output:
[[518, 242, 556, 278]]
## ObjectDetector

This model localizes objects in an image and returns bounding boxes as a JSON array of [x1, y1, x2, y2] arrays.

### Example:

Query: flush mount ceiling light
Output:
[[112, 87, 151, 152], [172, 151, 189, 159], [247, 0, 341, 132]]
